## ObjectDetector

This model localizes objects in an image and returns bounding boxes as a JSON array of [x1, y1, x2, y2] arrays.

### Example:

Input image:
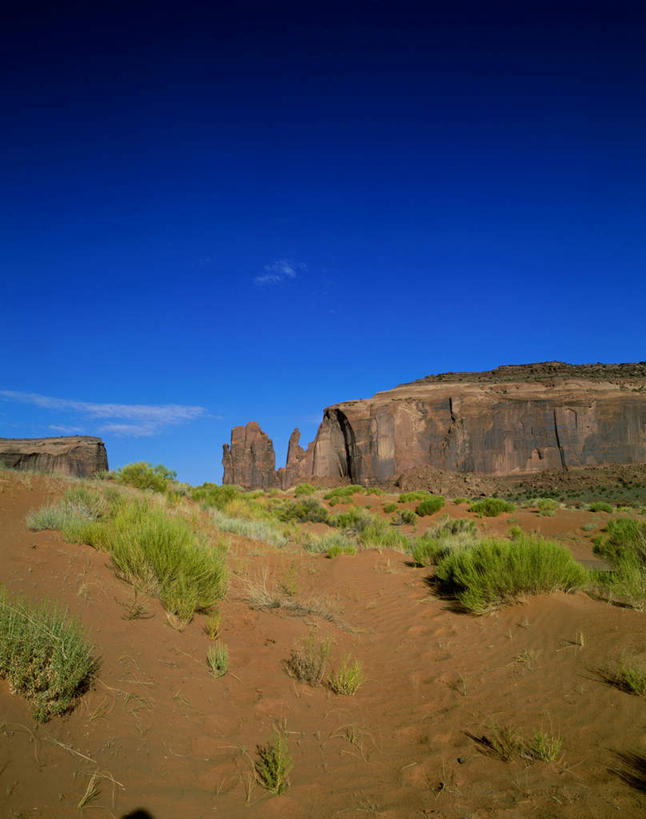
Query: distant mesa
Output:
[[222, 361, 646, 490], [0, 436, 108, 478]]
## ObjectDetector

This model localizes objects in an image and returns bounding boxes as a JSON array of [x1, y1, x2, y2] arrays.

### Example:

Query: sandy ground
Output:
[[1, 472, 645, 818]]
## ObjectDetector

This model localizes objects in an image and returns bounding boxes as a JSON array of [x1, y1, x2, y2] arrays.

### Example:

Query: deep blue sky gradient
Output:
[[2, 1, 645, 483]]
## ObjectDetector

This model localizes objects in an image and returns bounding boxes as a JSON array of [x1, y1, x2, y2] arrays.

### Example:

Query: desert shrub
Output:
[[277, 497, 329, 524], [359, 518, 410, 551], [106, 501, 227, 623], [435, 534, 588, 613], [329, 507, 373, 532], [410, 517, 479, 566], [324, 485, 366, 501], [474, 723, 561, 763], [294, 483, 316, 497], [589, 501, 614, 513], [190, 482, 241, 510], [592, 517, 646, 609], [27, 486, 116, 543], [211, 509, 287, 547], [383, 502, 398, 514], [415, 496, 446, 516], [207, 642, 228, 677], [284, 631, 331, 685], [327, 544, 357, 558], [0, 586, 97, 721], [536, 498, 560, 517], [328, 655, 365, 695], [255, 729, 292, 794], [115, 462, 176, 493], [304, 531, 356, 554], [453, 497, 468, 505], [366, 487, 384, 496], [398, 490, 431, 504], [391, 509, 417, 526], [469, 498, 515, 517], [529, 730, 563, 762]]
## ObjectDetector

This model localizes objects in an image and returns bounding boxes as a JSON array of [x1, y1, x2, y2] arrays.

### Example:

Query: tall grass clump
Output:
[[190, 482, 241, 510], [324, 485, 366, 504], [398, 490, 431, 504], [0, 586, 97, 721], [410, 517, 478, 566], [26, 486, 114, 543], [435, 534, 588, 614], [592, 517, 646, 610], [210, 509, 288, 548], [359, 517, 410, 551], [469, 498, 515, 517], [107, 502, 227, 623], [536, 498, 560, 517], [276, 497, 329, 524], [303, 531, 356, 554], [294, 483, 316, 497]]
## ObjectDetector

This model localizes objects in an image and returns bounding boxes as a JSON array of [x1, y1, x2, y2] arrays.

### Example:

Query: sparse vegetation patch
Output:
[[0, 586, 97, 721], [469, 498, 515, 517]]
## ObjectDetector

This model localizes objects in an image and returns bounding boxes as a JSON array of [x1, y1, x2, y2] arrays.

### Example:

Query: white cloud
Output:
[[49, 424, 85, 434], [254, 259, 306, 285], [0, 390, 207, 438]]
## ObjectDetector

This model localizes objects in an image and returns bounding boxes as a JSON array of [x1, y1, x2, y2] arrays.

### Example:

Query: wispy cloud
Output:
[[254, 259, 306, 285], [49, 424, 85, 434], [0, 390, 207, 438]]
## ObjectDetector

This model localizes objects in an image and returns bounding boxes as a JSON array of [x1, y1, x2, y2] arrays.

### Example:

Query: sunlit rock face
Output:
[[222, 421, 278, 490], [0, 436, 108, 477], [224, 362, 646, 489]]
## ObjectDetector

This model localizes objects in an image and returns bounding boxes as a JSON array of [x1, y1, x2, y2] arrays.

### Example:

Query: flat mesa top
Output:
[[0, 436, 104, 446], [396, 361, 646, 388]]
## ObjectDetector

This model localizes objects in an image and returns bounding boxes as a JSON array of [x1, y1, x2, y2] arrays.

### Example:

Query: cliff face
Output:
[[223, 362, 646, 489], [0, 436, 108, 477]]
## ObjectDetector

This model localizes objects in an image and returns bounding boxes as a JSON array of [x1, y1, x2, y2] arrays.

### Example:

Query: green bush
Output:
[[383, 502, 397, 514], [106, 502, 227, 623], [27, 486, 117, 543], [303, 532, 356, 554], [294, 483, 316, 497], [255, 729, 292, 794], [536, 498, 560, 517], [359, 518, 410, 551], [0, 586, 97, 721], [115, 462, 177, 493], [366, 487, 385, 496], [324, 485, 366, 501], [410, 517, 478, 566], [589, 501, 614, 513], [453, 497, 468, 505], [435, 534, 588, 613], [190, 482, 241, 510], [391, 509, 417, 526], [276, 497, 329, 524], [329, 507, 373, 532], [399, 491, 431, 504], [415, 496, 446, 516], [469, 498, 515, 517]]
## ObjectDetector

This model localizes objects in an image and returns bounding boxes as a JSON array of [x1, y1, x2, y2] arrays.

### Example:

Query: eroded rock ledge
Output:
[[222, 362, 646, 490], [0, 436, 109, 478]]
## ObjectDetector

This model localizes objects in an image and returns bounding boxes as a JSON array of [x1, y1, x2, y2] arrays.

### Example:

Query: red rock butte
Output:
[[0, 436, 108, 478], [222, 361, 646, 490]]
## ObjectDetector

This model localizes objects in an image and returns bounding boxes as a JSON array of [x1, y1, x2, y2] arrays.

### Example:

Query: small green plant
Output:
[[284, 630, 331, 685], [255, 728, 292, 794], [279, 564, 298, 597], [207, 641, 228, 677], [383, 502, 398, 514], [477, 723, 523, 761], [294, 483, 316, 496], [603, 657, 646, 695], [469, 498, 515, 517], [327, 544, 357, 558], [211, 508, 288, 547], [324, 485, 366, 502], [276, 498, 329, 524], [203, 611, 222, 640], [508, 524, 523, 540], [304, 531, 356, 554], [528, 730, 562, 762], [0, 586, 97, 721], [328, 655, 365, 695], [536, 498, 560, 517], [453, 497, 468, 505], [415, 496, 446, 516], [366, 487, 384, 496]]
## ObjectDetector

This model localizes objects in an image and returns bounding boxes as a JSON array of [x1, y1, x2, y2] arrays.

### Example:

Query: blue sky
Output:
[[2, 1, 645, 484]]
